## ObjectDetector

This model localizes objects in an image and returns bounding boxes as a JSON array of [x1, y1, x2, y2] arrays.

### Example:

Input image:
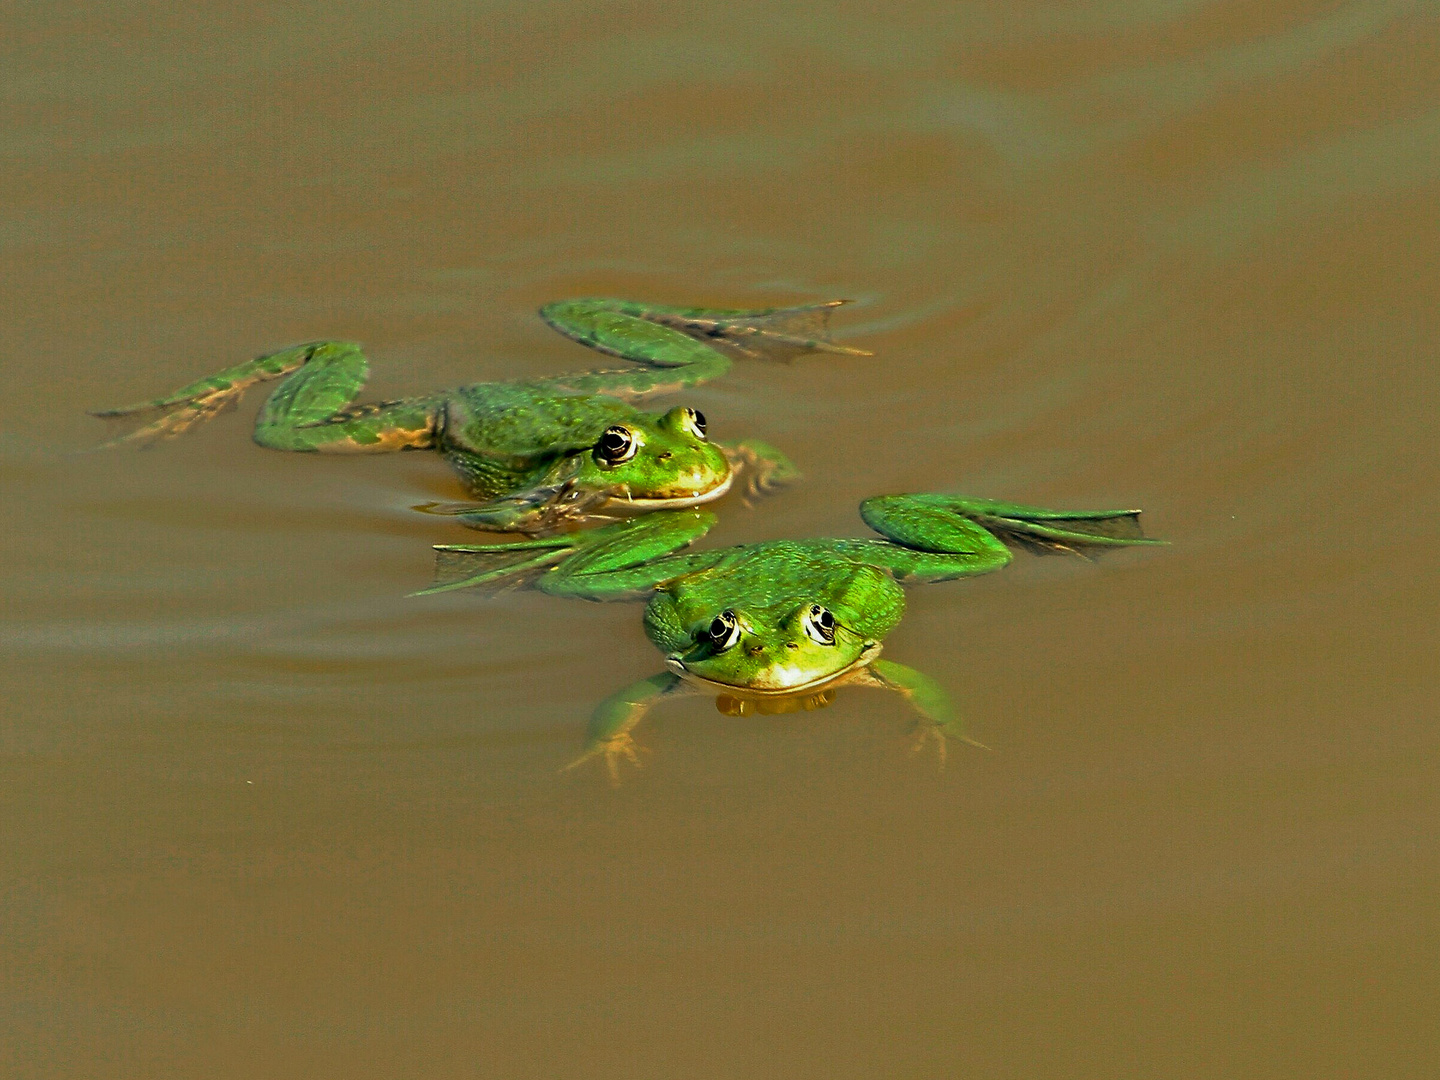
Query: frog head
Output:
[[574, 405, 733, 510], [643, 547, 906, 697]]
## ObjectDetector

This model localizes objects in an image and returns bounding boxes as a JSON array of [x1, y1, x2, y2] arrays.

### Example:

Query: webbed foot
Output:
[[416, 513, 716, 598], [863, 494, 1167, 552], [90, 385, 247, 448], [910, 720, 950, 769], [90, 342, 375, 451], [645, 299, 874, 362], [908, 718, 989, 770], [560, 733, 651, 787]]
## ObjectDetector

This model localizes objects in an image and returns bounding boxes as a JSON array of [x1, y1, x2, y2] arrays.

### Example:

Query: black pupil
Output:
[[600, 429, 629, 456], [691, 410, 707, 435], [709, 613, 732, 640], [813, 607, 834, 629]]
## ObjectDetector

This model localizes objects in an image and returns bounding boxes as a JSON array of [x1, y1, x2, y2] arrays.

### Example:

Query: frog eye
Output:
[[594, 426, 637, 465], [803, 604, 837, 645], [663, 406, 708, 440], [702, 609, 741, 651]]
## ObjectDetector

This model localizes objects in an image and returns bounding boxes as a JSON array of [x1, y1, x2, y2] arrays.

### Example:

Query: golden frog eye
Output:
[[803, 604, 837, 645], [703, 609, 741, 651], [594, 426, 637, 465]]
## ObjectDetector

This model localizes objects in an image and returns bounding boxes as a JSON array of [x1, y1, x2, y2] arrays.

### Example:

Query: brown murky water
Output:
[[4, 2, 1438, 1076]]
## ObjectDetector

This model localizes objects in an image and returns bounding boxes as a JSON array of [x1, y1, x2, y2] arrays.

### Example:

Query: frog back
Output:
[[441, 380, 644, 459]]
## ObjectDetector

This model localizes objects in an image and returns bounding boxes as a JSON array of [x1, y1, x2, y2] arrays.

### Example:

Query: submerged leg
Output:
[[415, 484, 612, 536], [857, 659, 986, 768], [561, 672, 699, 785], [719, 439, 801, 504], [535, 298, 871, 401]]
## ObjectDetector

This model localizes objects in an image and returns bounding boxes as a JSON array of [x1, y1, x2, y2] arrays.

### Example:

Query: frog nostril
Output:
[[658, 451, 672, 460], [785, 642, 799, 650]]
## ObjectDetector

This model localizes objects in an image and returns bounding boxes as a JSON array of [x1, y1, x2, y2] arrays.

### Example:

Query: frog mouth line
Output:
[[664, 642, 884, 698], [598, 470, 734, 513]]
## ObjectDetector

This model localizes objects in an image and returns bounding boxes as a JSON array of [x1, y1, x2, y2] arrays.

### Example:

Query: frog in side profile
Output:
[[92, 299, 869, 533], [419, 492, 1164, 780]]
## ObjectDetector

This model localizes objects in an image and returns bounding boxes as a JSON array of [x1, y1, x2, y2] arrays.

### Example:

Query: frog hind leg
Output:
[[92, 341, 439, 453], [926, 495, 1164, 553], [413, 508, 719, 597], [535, 298, 870, 401], [633, 299, 873, 361], [90, 342, 339, 447], [412, 533, 582, 596], [858, 493, 1164, 580], [251, 345, 442, 453]]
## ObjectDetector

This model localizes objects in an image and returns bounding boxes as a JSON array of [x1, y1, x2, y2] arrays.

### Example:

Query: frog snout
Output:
[[747, 639, 800, 657]]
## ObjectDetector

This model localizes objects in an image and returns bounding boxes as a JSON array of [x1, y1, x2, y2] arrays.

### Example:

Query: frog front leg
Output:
[[719, 439, 801, 504], [560, 672, 700, 785], [415, 476, 612, 537], [855, 659, 986, 768]]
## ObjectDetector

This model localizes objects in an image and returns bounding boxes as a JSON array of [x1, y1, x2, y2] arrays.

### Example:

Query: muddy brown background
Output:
[[4, 1, 1437, 1077]]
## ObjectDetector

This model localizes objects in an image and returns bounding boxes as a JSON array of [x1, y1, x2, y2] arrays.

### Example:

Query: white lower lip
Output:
[[665, 644, 884, 698], [598, 470, 734, 513]]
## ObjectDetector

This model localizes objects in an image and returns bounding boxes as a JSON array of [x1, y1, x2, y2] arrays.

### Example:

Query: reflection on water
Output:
[[715, 690, 838, 717], [4, 1, 1438, 1077]]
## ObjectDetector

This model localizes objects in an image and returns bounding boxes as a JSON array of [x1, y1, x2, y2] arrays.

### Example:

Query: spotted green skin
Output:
[[93, 298, 866, 533], [424, 492, 1164, 779]]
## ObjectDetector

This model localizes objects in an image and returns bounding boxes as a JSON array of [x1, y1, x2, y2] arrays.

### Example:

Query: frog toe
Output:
[[908, 720, 950, 770], [560, 733, 650, 787], [91, 388, 243, 448]]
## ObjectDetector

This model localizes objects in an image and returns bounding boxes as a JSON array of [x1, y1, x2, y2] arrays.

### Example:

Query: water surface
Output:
[[4, 2, 1437, 1076]]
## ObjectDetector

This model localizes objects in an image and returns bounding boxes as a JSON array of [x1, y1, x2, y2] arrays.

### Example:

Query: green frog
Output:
[[92, 299, 868, 532], [419, 492, 1164, 780]]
